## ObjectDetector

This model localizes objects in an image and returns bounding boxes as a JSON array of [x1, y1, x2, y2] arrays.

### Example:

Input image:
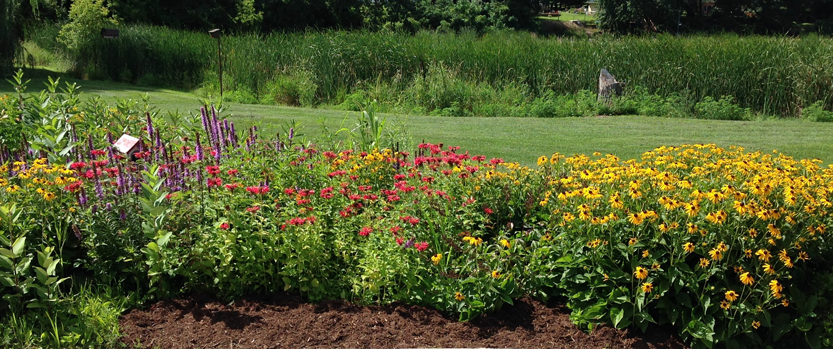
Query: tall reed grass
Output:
[[33, 24, 833, 117]]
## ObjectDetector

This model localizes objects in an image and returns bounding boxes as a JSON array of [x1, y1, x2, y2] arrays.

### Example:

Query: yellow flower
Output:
[[720, 300, 731, 310], [709, 248, 723, 261], [641, 282, 653, 293], [725, 290, 739, 302], [752, 321, 761, 329], [756, 249, 772, 262], [431, 253, 442, 265], [628, 237, 638, 246], [699, 258, 711, 268], [491, 270, 501, 278], [740, 272, 754, 286], [769, 279, 783, 294], [683, 242, 695, 253], [642, 250, 650, 258], [717, 242, 728, 252], [454, 292, 465, 301], [633, 266, 648, 280], [782, 299, 789, 307], [745, 249, 753, 258], [42, 192, 56, 201], [651, 262, 661, 270], [628, 212, 644, 225], [537, 156, 548, 167], [763, 263, 776, 275], [5, 185, 20, 193], [748, 228, 758, 238], [499, 239, 510, 248]]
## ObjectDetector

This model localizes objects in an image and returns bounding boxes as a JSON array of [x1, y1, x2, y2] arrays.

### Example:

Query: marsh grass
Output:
[[22, 25, 833, 117]]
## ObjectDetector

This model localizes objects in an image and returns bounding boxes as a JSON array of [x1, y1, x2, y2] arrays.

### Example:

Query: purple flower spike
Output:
[[146, 112, 154, 141], [119, 210, 126, 221]]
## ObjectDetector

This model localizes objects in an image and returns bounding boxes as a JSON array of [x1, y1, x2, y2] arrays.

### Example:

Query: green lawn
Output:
[[3, 72, 833, 166], [538, 12, 597, 23]]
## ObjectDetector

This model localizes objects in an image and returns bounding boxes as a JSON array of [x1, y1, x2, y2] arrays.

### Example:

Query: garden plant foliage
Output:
[[1, 72, 833, 348]]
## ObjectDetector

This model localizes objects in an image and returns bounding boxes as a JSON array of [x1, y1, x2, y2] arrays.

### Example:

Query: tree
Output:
[[1, 0, 22, 75]]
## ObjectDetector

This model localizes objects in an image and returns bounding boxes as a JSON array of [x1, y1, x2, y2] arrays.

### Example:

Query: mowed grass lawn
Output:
[[3, 73, 833, 166]]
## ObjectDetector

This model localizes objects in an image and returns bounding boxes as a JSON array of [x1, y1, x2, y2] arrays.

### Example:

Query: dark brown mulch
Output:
[[119, 293, 688, 349]]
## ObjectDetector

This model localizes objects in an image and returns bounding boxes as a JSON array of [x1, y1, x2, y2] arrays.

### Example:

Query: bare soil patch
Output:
[[120, 294, 687, 349]]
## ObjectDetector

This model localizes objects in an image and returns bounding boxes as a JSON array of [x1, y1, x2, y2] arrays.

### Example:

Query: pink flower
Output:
[[359, 227, 373, 237], [246, 206, 260, 213]]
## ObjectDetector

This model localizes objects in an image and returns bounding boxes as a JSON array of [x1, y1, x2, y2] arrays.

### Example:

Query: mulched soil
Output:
[[120, 293, 688, 349]]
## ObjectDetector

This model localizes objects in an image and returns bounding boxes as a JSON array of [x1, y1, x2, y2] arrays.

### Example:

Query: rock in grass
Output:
[[598, 68, 623, 103]]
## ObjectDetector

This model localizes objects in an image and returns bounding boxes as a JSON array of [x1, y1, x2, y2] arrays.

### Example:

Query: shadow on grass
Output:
[[0, 67, 191, 96]]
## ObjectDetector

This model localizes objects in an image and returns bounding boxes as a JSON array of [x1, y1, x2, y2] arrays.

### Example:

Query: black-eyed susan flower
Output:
[[628, 237, 638, 246], [431, 253, 442, 265], [720, 300, 731, 310], [752, 321, 761, 329], [756, 249, 772, 262], [745, 249, 753, 258], [641, 282, 653, 293], [491, 270, 501, 278], [633, 266, 648, 280], [709, 248, 723, 261], [782, 299, 789, 307], [762, 263, 775, 275], [642, 250, 650, 258], [725, 290, 739, 302], [454, 292, 465, 301], [683, 242, 695, 253], [740, 272, 754, 286], [499, 239, 510, 248]]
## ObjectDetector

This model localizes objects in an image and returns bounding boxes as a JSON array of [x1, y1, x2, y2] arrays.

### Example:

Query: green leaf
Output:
[[610, 307, 625, 328], [686, 319, 714, 348], [11, 237, 25, 256], [46, 259, 58, 275], [34, 267, 48, 284], [157, 231, 173, 247], [0, 248, 14, 259], [795, 316, 813, 332], [0, 255, 12, 270]]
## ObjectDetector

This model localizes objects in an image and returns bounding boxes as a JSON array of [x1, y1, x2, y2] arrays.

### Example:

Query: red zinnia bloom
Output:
[[484, 207, 493, 215], [219, 222, 230, 230], [359, 227, 373, 237]]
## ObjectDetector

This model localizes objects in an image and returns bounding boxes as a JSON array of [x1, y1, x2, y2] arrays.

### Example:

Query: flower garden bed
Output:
[[1, 73, 832, 348]]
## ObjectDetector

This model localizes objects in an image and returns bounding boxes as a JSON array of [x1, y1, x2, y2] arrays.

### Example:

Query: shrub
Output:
[[265, 69, 318, 107], [695, 95, 750, 120], [802, 101, 833, 122]]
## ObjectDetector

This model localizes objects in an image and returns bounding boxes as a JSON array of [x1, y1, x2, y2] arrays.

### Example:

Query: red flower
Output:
[[390, 226, 401, 234], [359, 227, 373, 236], [396, 237, 404, 245], [208, 177, 223, 187], [219, 222, 230, 230], [227, 169, 238, 176], [484, 207, 493, 215], [205, 166, 221, 176], [415, 242, 429, 252], [247, 206, 261, 213]]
